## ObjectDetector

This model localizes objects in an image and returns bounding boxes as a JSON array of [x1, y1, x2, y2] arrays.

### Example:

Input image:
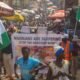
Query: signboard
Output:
[[12, 33, 62, 62], [12, 33, 63, 79], [12, 33, 62, 46]]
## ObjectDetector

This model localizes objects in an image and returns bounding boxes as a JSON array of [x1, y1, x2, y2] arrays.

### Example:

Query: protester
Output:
[[71, 39, 80, 80], [0, 51, 3, 80], [14, 47, 44, 80], [46, 44, 71, 80], [60, 34, 72, 74], [1, 26, 16, 80]]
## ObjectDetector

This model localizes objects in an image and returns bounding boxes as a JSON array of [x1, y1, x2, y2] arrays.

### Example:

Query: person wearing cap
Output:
[[47, 44, 71, 80], [14, 47, 42, 80], [61, 34, 72, 61], [60, 34, 72, 74]]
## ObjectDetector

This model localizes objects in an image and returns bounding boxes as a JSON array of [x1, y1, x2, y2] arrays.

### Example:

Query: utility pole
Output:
[[63, 0, 66, 28], [74, 5, 80, 36]]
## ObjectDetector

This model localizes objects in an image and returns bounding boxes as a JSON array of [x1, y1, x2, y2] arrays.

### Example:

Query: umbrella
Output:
[[53, 19, 62, 23], [48, 10, 65, 19], [21, 12, 28, 17], [47, 6, 57, 10], [47, 6, 57, 13], [3, 11, 24, 22], [47, 2, 53, 7], [0, 1, 14, 16], [15, 10, 21, 13]]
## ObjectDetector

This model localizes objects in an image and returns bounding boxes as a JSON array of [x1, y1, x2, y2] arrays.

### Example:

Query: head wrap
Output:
[[54, 44, 64, 57]]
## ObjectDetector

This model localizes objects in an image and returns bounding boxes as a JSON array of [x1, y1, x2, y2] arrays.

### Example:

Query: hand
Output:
[[15, 73, 19, 79], [62, 72, 73, 79], [29, 69, 36, 74], [58, 71, 63, 76]]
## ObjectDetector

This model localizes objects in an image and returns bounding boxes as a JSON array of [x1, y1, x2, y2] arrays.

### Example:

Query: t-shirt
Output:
[[1, 33, 12, 54], [16, 57, 40, 80], [49, 60, 69, 80]]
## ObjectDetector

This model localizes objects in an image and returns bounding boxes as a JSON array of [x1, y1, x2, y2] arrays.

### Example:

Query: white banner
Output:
[[12, 33, 63, 64], [12, 33, 62, 46]]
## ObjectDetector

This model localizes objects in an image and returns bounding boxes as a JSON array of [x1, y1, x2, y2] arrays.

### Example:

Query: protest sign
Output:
[[12, 33, 62, 46], [12, 33, 62, 62], [12, 33, 63, 80]]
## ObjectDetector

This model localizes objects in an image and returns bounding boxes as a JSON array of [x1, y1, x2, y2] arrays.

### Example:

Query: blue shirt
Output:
[[70, 43, 73, 52], [16, 57, 40, 80]]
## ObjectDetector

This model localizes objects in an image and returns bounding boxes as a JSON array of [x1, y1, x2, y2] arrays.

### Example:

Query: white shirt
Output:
[[49, 60, 70, 80]]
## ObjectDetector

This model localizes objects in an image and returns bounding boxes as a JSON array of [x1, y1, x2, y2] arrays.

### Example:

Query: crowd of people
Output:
[[0, 21, 80, 80], [0, 0, 80, 80]]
